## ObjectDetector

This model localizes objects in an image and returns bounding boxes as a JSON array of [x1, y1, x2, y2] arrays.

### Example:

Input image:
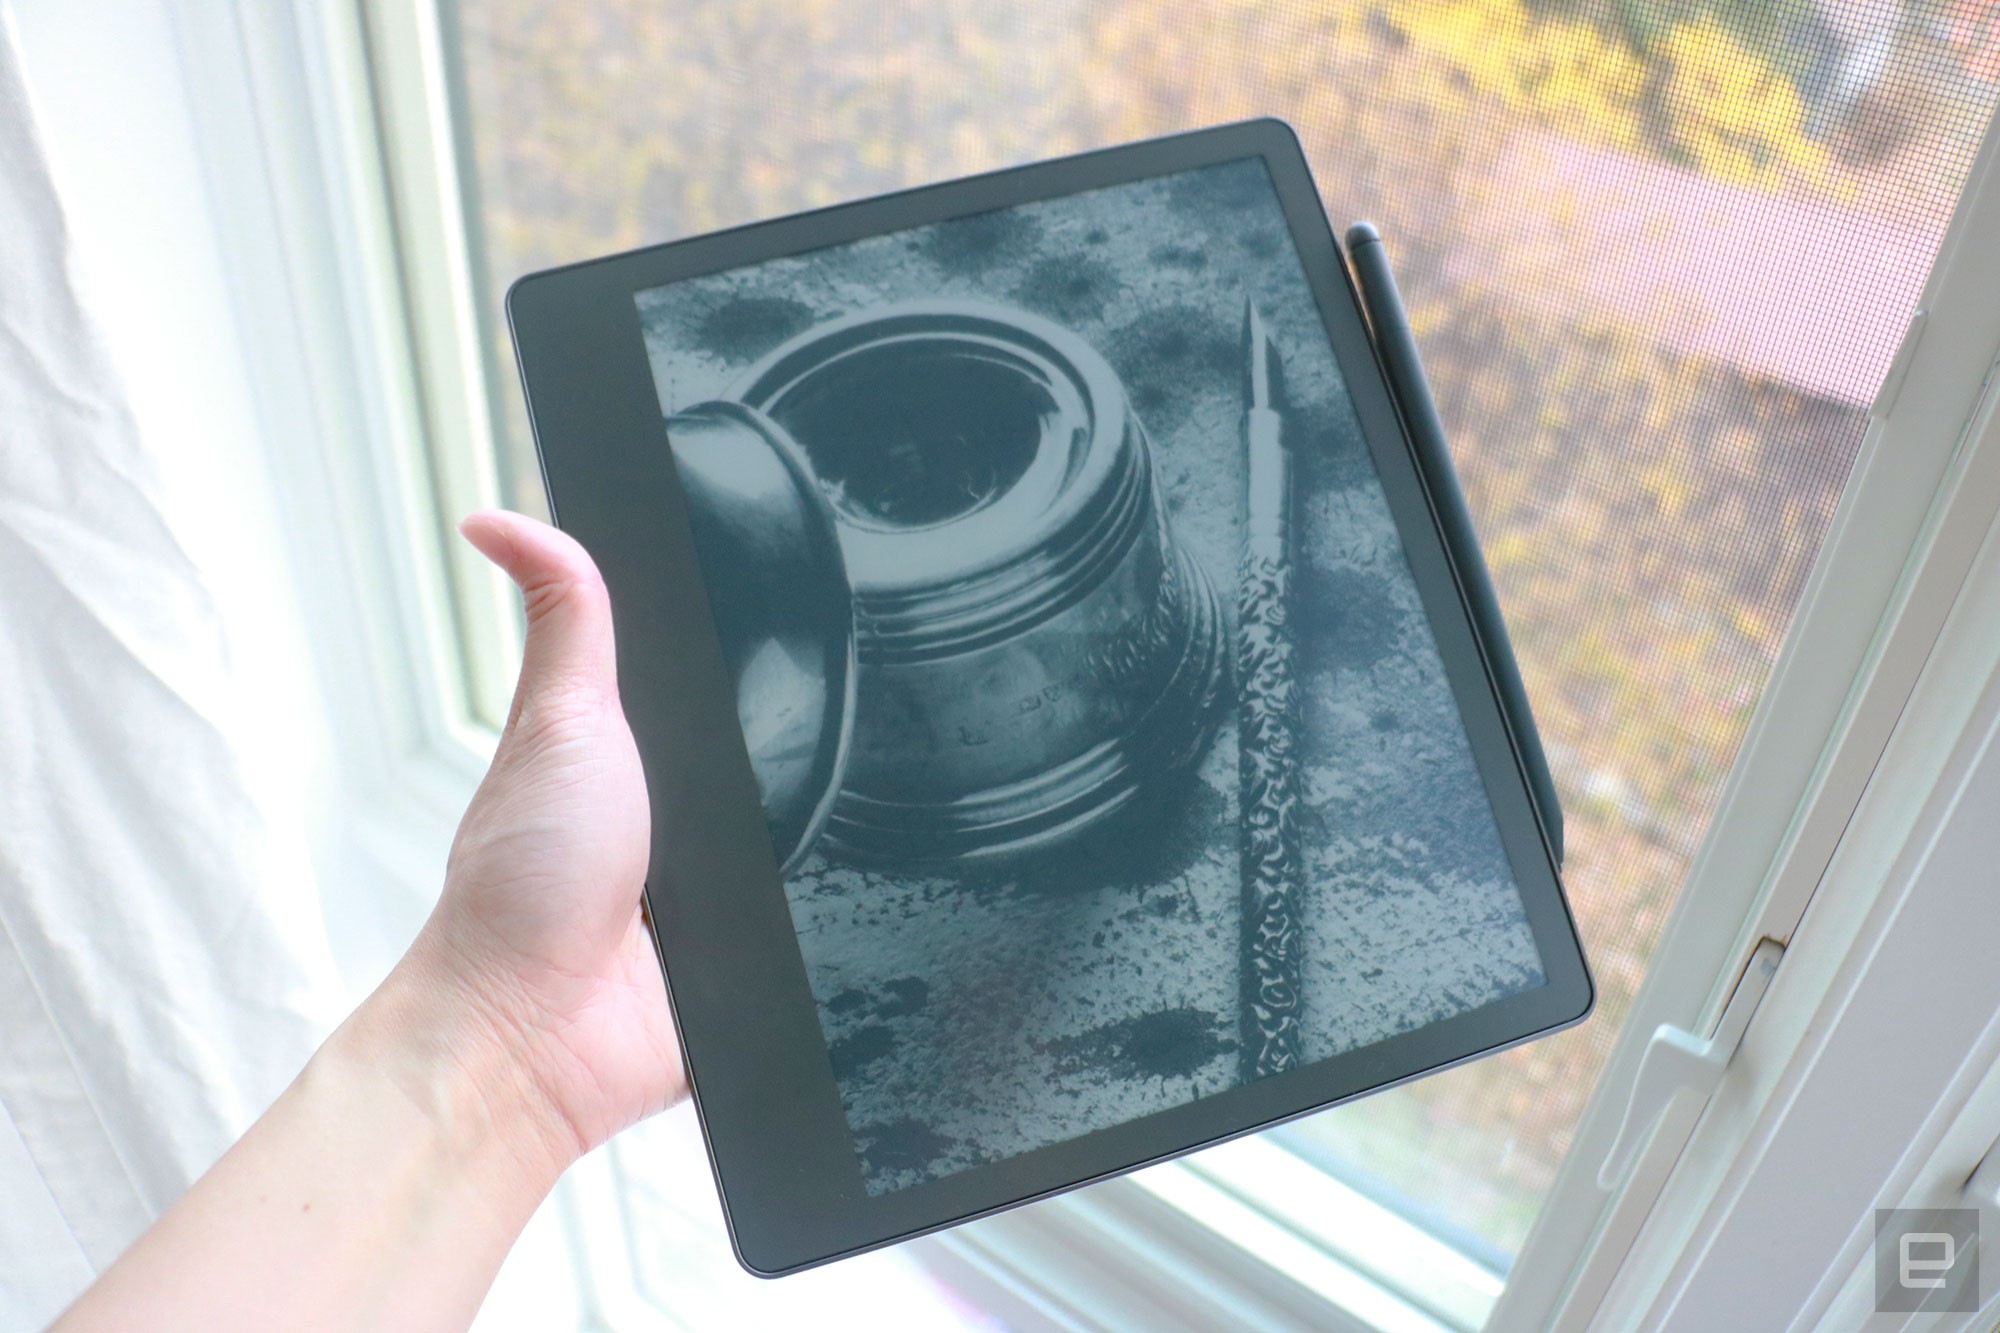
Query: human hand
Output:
[[58, 508, 684, 1328], [58, 512, 684, 1333], [372, 509, 685, 1173]]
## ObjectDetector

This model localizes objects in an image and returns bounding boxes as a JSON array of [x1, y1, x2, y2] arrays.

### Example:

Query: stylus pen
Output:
[[1238, 298, 1304, 1081], [1344, 222, 1565, 865]]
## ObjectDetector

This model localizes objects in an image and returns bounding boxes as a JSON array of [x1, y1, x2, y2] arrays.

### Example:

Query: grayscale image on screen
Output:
[[633, 158, 1545, 1196]]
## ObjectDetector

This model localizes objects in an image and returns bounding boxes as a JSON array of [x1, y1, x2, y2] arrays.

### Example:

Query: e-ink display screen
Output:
[[635, 159, 1544, 1195]]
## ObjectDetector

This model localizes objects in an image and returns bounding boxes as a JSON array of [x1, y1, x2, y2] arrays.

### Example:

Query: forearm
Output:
[[57, 511, 677, 1329], [55, 959, 578, 1333]]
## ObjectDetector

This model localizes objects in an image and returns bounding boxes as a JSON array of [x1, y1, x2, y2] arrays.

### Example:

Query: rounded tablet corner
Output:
[[727, 1227, 803, 1281], [1558, 951, 1599, 1032], [503, 267, 557, 331], [1242, 114, 1306, 156]]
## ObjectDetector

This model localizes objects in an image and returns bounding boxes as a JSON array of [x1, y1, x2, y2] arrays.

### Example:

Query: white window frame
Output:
[[150, 0, 2000, 1326], [162, 0, 513, 977], [1619, 390, 2000, 1329], [1480, 110, 2000, 1331]]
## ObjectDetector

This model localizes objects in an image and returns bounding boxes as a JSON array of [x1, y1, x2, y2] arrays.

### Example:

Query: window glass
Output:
[[448, 0, 1996, 1271]]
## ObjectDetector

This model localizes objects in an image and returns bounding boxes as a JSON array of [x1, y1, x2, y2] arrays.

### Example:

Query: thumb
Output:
[[459, 509, 620, 730]]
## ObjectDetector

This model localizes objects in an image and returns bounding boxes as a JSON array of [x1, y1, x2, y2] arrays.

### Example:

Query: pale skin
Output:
[[57, 510, 686, 1332]]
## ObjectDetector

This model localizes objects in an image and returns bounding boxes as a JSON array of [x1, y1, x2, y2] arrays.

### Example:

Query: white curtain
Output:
[[0, 16, 342, 1327]]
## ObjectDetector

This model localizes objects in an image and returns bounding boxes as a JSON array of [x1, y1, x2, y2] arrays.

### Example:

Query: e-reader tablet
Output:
[[507, 119, 1592, 1276]]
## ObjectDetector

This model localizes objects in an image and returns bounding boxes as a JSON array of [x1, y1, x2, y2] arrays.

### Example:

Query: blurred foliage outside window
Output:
[[448, 0, 1997, 1268]]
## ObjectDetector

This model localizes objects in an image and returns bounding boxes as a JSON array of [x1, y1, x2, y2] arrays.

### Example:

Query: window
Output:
[[363, 0, 1999, 1324]]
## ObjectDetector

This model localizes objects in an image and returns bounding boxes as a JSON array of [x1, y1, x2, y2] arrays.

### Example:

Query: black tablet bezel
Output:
[[507, 118, 1593, 1277]]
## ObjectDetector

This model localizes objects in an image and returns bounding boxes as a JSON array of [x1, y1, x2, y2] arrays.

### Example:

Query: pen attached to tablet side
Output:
[[1238, 298, 1305, 1081], [1344, 221, 1565, 865]]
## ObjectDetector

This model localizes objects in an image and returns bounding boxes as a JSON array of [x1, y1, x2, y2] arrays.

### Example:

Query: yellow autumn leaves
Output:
[[1390, 0, 1825, 186]]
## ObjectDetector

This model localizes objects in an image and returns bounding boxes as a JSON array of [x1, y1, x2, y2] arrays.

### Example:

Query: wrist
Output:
[[329, 945, 583, 1203]]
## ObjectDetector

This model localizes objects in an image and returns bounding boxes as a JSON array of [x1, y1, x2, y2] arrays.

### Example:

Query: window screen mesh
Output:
[[450, 0, 1997, 1266]]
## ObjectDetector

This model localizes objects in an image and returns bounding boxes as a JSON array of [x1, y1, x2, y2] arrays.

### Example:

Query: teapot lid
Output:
[[665, 400, 855, 874]]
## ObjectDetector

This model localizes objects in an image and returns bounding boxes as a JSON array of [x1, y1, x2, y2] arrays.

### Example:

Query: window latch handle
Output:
[[1598, 938, 1785, 1190]]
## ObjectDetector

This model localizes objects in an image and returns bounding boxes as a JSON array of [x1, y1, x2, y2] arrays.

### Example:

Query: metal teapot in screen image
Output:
[[667, 300, 1225, 872]]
